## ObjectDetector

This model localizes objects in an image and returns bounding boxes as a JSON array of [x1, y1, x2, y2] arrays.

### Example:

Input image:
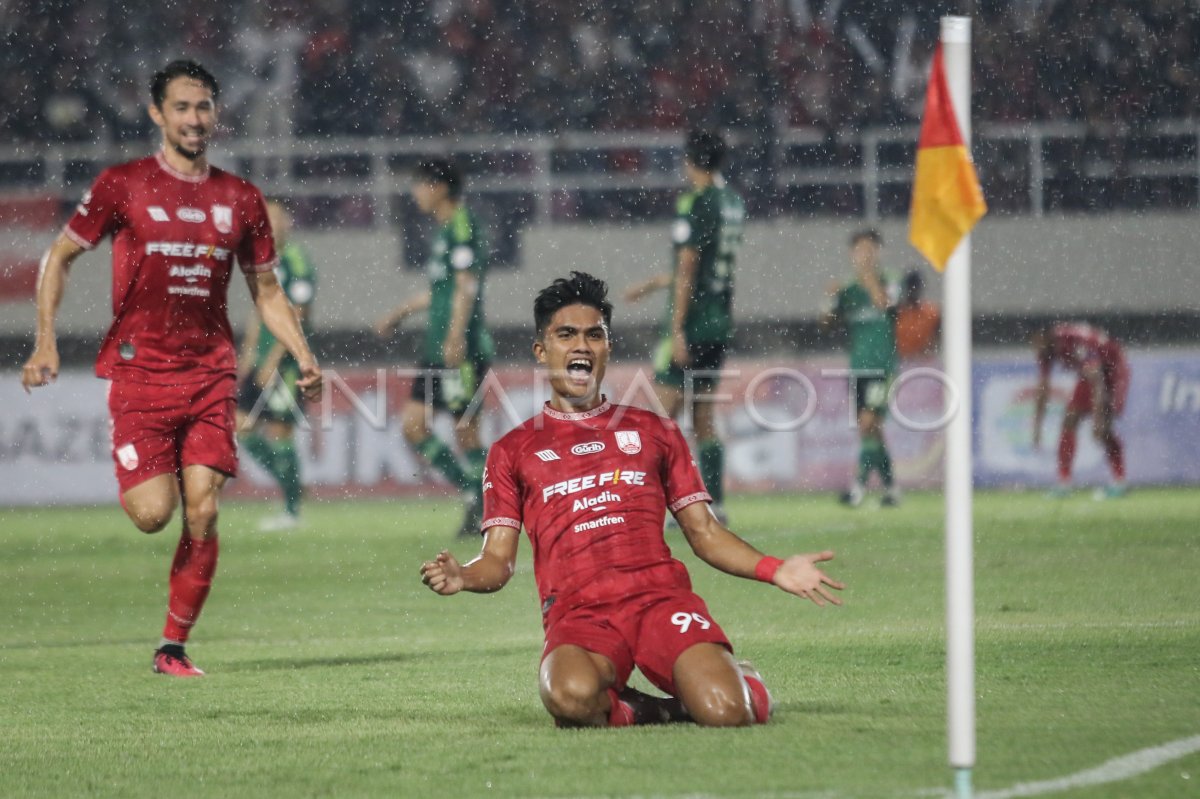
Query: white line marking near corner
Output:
[[975, 734, 1200, 799], [533, 735, 1200, 799]]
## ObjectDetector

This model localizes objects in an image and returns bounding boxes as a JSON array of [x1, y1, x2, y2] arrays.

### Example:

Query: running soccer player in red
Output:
[[421, 272, 844, 727], [21, 60, 322, 677], [1032, 322, 1129, 498]]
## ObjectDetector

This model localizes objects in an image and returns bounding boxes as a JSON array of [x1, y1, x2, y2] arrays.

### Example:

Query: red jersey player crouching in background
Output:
[[421, 272, 844, 727], [1031, 322, 1129, 499], [21, 60, 322, 677]]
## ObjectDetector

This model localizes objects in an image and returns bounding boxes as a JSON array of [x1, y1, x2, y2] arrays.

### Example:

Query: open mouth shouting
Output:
[[565, 357, 594, 387]]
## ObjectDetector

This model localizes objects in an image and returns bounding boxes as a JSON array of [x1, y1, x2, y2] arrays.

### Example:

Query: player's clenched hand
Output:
[[773, 550, 844, 607], [21, 347, 60, 393], [420, 550, 464, 595], [296, 361, 323, 401]]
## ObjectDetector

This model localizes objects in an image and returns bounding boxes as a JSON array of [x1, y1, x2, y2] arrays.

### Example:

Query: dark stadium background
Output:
[[2, 0, 1198, 368]]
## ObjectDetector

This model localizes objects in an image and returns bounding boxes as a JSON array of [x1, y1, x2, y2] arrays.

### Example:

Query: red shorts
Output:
[[1067, 359, 1129, 417], [108, 375, 238, 494], [542, 588, 732, 696]]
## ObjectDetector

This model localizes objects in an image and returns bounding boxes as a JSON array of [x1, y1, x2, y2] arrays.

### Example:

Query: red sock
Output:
[[1057, 428, 1077, 482], [743, 675, 772, 725], [1103, 434, 1126, 481], [163, 534, 219, 643], [606, 688, 635, 727]]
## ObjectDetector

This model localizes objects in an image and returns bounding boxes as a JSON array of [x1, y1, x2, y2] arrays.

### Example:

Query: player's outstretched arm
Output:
[[819, 280, 841, 331], [22, 235, 85, 392], [623, 273, 671, 303], [374, 291, 431, 337], [675, 502, 844, 606], [246, 269, 322, 400], [237, 309, 261, 382], [420, 526, 520, 596]]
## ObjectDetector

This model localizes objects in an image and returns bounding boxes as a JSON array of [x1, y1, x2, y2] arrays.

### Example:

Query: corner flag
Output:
[[909, 43, 987, 271]]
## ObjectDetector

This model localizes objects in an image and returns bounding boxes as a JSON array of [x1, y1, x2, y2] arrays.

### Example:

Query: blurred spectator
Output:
[[1, 0, 1197, 143], [42, 63, 95, 143], [895, 269, 941, 360]]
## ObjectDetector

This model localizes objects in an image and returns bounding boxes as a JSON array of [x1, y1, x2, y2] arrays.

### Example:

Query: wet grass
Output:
[[1, 488, 1198, 798]]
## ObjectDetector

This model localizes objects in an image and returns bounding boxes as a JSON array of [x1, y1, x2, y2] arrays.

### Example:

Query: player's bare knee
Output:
[[184, 495, 220, 535], [540, 674, 603, 724], [130, 508, 172, 534], [687, 687, 754, 728], [126, 497, 175, 533]]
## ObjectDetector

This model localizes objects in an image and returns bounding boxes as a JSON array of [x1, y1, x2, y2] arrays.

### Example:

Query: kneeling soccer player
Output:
[[420, 272, 844, 727]]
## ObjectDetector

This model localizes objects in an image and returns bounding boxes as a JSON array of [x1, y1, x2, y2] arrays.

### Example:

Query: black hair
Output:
[[849, 228, 883, 247], [151, 60, 219, 107], [534, 271, 613, 337], [684, 129, 727, 172], [414, 158, 463, 199]]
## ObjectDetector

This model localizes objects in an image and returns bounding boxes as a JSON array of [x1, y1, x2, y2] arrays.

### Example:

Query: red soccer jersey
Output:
[[481, 399, 712, 608], [64, 152, 277, 383], [1039, 322, 1125, 378]]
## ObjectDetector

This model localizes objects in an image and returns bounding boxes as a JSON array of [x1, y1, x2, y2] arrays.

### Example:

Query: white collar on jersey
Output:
[[543, 397, 612, 422], [155, 150, 211, 183]]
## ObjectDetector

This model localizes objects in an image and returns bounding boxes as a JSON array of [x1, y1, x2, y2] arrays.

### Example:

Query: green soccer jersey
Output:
[[834, 274, 900, 374], [254, 242, 316, 373], [666, 182, 745, 344], [424, 206, 494, 367]]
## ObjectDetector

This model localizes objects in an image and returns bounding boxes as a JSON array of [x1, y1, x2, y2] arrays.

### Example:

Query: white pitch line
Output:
[[533, 734, 1200, 799], [973, 733, 1200, 799]]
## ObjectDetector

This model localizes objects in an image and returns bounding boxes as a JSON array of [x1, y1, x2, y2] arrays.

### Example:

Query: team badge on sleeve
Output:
[[211, 204, 233, 234], [615, 430, 642, 455]]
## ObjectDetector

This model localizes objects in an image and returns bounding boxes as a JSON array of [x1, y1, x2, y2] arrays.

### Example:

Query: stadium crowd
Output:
[[3, 0, 1197, 145]]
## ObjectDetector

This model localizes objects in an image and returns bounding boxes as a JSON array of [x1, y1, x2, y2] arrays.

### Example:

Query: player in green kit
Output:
[[237, 200, 317, 531], [376, 159, 493, 538], [625, 130, 745, 522], [821, 229, 901, 508]]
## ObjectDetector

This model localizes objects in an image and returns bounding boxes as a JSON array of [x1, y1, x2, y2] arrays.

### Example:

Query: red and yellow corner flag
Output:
[[909, 43, 987, 271]]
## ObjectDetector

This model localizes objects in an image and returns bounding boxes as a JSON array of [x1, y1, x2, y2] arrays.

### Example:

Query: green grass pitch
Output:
[[1, 489, 1198, 798]]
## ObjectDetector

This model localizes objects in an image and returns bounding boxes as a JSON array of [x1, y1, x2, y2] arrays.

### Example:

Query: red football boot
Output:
[[152, 646, 205, 677], [738, 660, 775, 723]]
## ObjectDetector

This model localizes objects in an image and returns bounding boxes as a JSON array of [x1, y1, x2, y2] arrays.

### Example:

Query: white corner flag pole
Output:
[[940, 15, 977, 799]]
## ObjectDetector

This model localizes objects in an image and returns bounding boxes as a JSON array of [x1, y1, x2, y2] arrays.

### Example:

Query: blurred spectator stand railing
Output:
[[0, 120, 1197, 251]]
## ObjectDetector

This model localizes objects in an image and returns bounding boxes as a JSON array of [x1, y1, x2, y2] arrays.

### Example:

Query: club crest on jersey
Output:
[[116, 443, 139, 471], [211, 204, 233, 234], [615, 430, 642, 455]]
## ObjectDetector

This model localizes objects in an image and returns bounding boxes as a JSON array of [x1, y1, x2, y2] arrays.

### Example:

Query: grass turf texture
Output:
[[1, 489, 1197, 799]]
